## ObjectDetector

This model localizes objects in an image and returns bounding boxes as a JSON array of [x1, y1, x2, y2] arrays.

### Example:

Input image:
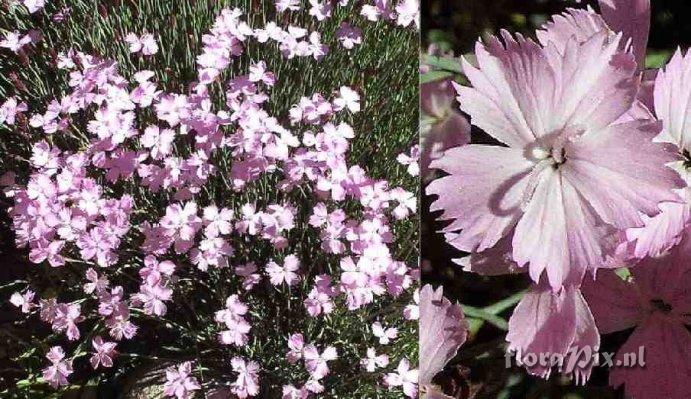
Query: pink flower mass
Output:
[[0, 1, 418, 396]]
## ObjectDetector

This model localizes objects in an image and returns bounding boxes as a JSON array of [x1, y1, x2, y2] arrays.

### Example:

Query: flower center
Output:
[[528, 145, 567, 168], [683, 149, 691, 170]]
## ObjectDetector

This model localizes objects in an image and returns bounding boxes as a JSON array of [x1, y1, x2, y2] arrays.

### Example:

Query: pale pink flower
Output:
[[308, 0, 332, 21], [266, 255, 301, 286], [10, 290, 35, 313], [336, 23, 362, 50], [395, 0, 419, 29], [620, 48, 691, 259], [0, 97, 28, 125], [276, 0, 300, 13], [396, 145, 419, 177], [141, 125, 175, 160], [332, 86, 360, 113], [428, 32, 682, 291], [22, 0, 45, 13], [230, 357, 260, 398], [235, 262, 261, 290], [0, 31, 32, 53], [90, 336, 117, 369], [360, 347, 389, 372], [303, 344, 337, 379], [52, 302, 84, 341], [383, 358, 418, 398], [42, 346, 73, 388], [582, 233, 691, 399], [84, 268, 109, 295], [419, 76, 470, 178], [286, 333, 305, 363], [125, 32, 159, 55], [163, 361, 201, 399], [371, 321, 397, 345]]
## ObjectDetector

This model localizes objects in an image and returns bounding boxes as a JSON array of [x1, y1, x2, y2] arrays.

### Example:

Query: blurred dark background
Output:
[[423, 0, 691, 68], [421, 0, 687, 398]]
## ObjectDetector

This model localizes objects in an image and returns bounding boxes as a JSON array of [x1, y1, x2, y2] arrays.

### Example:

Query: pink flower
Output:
[[396, 145, 420, 177], [372, 321, 397, 345], [266, 254, 301, 286], [395, 0, 419, 28], [621, 48, 691, 259], [276, 0, 300, 13], [303, 344, 337, 379], [419, 76, 470, 178], [84, 268, 110, 294], [282, 384, 310, 399], [428, 31, 682, 291], [332, 86, 360, 113], [215, 294, 251, 347], [10, 290, 35, 313], [235, 262, 261, 290], [141, 125, 175, 160], [230, 357, 260, 398], [336, 23, 362, 50], [0, 31, 32, 53], [304, 275, 335, 316], [0, 97, 28, 125], [361, 0, 395, 22], [163, 362, 201, 399], [286, 333, 305, 363], [42, 346, 73, 388], [202, 205, 234, 237], [51, 302, 84, 341], [308, 0, 332, 21], [22, 0, 45, 13], [383, 358, 418, 398], [582, 233, 691, 399], [90, 336, 117, 369], [125, 32, 159, 56], [360, 347, 389, 372], [139, 256, 176, 285]]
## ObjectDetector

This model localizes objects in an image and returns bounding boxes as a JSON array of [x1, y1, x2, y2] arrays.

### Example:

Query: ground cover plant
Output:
[[0, 0, 419, 397], [421, 0, 690, 398]]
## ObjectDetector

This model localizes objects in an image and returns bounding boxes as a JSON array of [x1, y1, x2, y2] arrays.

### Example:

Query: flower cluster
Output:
[[426, 1, 691, 397], [2, 1, 418, 397]]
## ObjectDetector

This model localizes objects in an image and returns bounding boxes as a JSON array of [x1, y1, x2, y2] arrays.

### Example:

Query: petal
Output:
[[609, 315, 691, 399], [536, 7, 610, 53], [458, 31, 557, 147], [563, 120, 683, 229], [420, 111, 470, 177], [598, 0, 650, 67], [625, 200, 690, 259], [428, 145, 533, 252], [513, 168, 605, 289], [550, 32, 638, 131], [630, 233, 691, 311], [653, 48, 691, 150], [506, 283, 578, 379], [581, 269, 641, 334], [559, 288, 600, 385], [418, 285, 467, 385]]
